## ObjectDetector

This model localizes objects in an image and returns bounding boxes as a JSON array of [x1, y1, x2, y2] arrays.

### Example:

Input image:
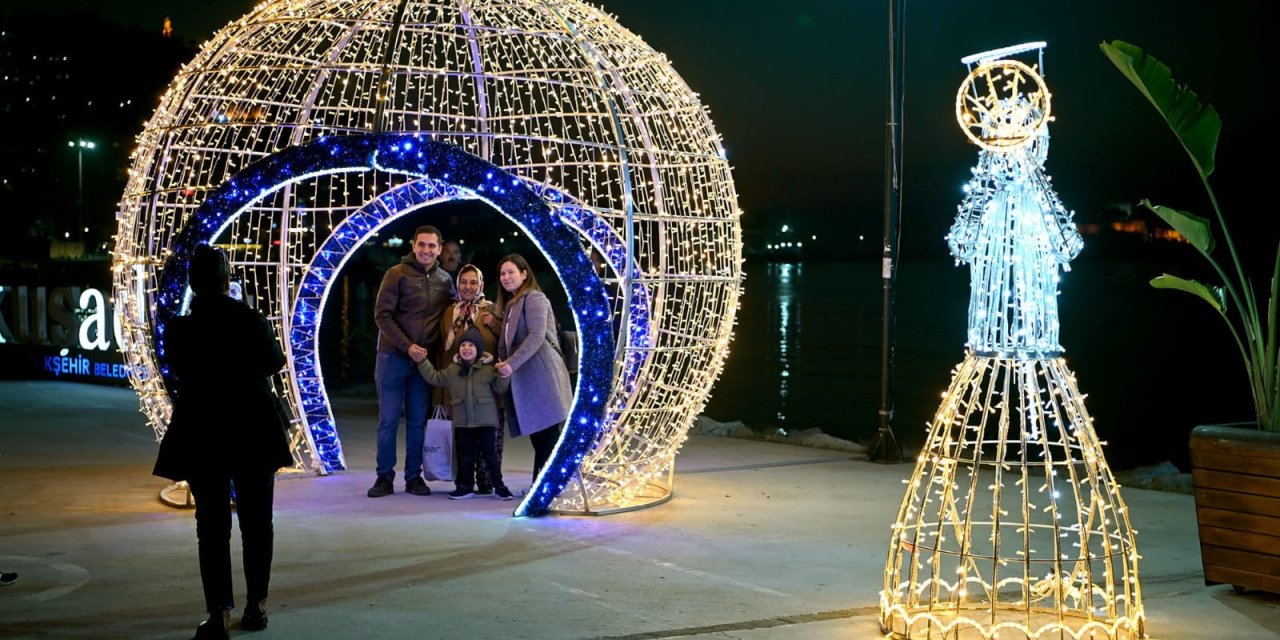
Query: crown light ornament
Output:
[[879, 43, 1145, 638], [112, 0, 742, 516]]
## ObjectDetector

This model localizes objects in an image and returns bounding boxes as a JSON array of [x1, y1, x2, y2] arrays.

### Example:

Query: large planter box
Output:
[[1189, 424, 1280, 593]]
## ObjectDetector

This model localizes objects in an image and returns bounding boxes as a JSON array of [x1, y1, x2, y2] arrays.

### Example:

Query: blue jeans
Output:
[[375, 350, 428, 481]]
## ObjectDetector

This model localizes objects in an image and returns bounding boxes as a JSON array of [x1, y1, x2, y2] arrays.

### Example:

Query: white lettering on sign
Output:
[[1, 277, 141, 352], [78, 288, 112, 351]]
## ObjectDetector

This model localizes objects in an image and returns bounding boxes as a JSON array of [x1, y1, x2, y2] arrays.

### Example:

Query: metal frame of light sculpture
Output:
[[879, 43, 1145, 639], [530, 184, 661, 514], [111, 0, 742, 516], [956, 42, 1051, 153]]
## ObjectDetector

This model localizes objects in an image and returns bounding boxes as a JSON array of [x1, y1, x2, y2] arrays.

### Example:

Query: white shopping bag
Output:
[[423, 406, 455, 482]]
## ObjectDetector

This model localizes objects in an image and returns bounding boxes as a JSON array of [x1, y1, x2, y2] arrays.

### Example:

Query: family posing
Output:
[[369, 225, 574, 500], [158, 226, 575, 639]]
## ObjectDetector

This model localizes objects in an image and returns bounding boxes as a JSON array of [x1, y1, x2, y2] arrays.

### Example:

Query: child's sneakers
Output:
[[448, 488, 475, 500], [494, 487, 515, 501]]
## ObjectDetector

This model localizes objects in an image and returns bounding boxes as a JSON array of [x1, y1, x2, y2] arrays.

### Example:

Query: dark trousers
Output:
[[474, 421, 505, 491], [188, 468, 276, 613], [455, 427, 505, 492], [529, 423, 562, 480]]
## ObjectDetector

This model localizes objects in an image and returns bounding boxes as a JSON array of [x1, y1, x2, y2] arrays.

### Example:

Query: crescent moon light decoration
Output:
[[112, 0, 743, 516]]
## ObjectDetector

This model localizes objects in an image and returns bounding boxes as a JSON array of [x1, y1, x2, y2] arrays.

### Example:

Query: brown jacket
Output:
[[375, 254, 453, 354]]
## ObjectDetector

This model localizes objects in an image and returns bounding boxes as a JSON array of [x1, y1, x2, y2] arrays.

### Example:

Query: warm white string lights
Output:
[[112, 0, 742, 514], [879, 44, 1145, 639]]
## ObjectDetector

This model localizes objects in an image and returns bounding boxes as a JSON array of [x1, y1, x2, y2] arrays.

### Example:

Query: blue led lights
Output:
[[155, 134, 615, 516]]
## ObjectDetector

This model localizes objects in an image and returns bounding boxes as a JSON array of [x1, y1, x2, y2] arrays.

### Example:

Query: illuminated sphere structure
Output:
[[879, 43, 1145, 638], [112, 0, 743, 516]]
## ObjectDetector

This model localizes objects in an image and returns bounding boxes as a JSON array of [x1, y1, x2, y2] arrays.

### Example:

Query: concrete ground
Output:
[[0, 380, 1277, 639]]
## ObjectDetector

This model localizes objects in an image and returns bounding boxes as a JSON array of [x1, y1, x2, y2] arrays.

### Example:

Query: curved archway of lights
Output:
[[291, 176, 655, 508], [525, 184, 653, 410], [154, 133, 613, 516]]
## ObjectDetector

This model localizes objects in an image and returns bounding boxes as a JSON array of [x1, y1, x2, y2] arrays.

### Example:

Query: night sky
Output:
[[33, 0, 1272, 250], [9, 0, 1272, 460]]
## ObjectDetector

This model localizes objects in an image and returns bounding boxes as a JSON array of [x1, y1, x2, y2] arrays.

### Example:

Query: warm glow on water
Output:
[[703, 259, 1247, 470]]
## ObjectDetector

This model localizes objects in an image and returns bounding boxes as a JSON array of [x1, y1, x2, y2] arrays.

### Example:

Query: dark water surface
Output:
[[702, 259, 1252, 471]]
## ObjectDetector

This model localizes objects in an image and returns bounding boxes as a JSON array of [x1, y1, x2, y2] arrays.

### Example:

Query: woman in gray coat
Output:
[[494, 254, 573, 481]]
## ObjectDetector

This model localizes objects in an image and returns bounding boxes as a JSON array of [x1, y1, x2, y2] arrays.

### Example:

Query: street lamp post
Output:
[[869, 0, 906, 463], [69, 139, 95, 242]]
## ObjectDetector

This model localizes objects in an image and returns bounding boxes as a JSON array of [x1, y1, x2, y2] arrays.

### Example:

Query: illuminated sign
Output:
[[42, 349, 134, 379], [0, 276, 141, 384], [0, 284, 124, 351]]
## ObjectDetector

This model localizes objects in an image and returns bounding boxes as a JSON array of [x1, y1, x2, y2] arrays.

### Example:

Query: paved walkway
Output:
[[0, 381, 1277, 639]]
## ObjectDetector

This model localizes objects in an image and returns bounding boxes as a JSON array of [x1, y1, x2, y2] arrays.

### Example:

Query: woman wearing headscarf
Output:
[[438, 263, 504, 494]]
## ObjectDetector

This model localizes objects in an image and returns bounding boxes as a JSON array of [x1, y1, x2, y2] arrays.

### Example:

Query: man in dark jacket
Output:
[[369, 225, 453, 497], [156, 244, 293, 639]]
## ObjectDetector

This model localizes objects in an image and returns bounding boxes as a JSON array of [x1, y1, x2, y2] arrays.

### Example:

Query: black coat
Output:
[[153, 294, 294, 481]]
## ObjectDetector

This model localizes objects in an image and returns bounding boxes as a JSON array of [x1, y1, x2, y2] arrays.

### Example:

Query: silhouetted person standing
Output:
[[154, 244, 292, 639]]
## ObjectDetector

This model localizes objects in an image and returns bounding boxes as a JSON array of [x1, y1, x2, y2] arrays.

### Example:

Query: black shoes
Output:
[[191, 602, 265, 636], [370, 476, 431, 496], [405, 477, 432, 496], [448, 488, 475, 500], [0, 571, 16, 586], [367, 477, 394, 498], [191, 610, 230, 640], [241, 600, 268, 631], [494, 487, 515, 501]]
